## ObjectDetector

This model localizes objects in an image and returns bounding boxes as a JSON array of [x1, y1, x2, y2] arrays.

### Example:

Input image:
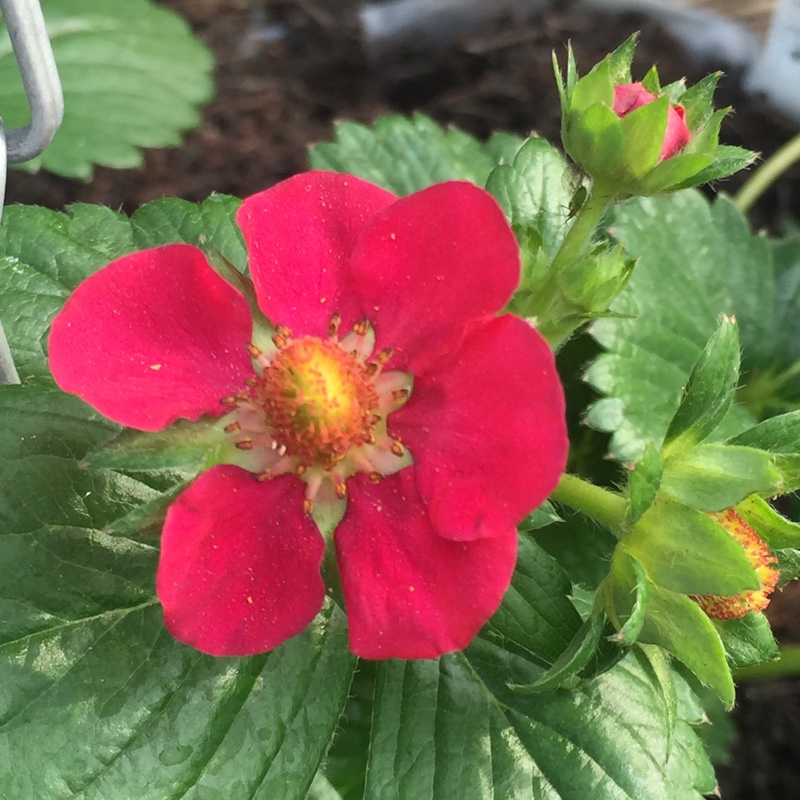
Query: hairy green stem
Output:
[[734, 132, 800, 213], [550, 472, 627, 532], [733, 644, 800, 682], [549, 182, 616, 274]]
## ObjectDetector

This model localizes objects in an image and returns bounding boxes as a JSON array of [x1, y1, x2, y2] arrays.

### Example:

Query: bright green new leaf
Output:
[[0, 0, 213, 178]]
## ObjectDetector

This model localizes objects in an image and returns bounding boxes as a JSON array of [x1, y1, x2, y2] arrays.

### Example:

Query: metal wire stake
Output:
[[0, 0, 63, 164], [0, 0, 63, 385]]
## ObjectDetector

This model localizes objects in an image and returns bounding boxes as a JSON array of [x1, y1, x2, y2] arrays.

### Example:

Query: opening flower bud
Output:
[[612, 82, 691, 161]]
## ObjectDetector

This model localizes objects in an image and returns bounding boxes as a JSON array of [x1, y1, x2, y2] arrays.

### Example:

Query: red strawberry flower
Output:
[[612, 82, 691, 161], [49, 171, 568, 659]]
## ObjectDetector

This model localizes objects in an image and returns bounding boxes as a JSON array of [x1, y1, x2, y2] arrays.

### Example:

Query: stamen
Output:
[[369, 471, 382, 483], [328, 313, 341, 337], [375, 347, 393, 365], [296, 464, 307, 476], [365, 362, 379, 377], [246, 343, 262, 359], [236, 439, 255, 450], [220, 395, 237, 406], [244, 376, 260, 388], [303, 498, 314, 515], [224, 421, 242, 433], [368, 413, 382, 425], [393, 388, 410, 403], [276, 324, 292, 340], [257, 469, 273, 482], [390, 440, 404, 456], [335, 481, 347, 499], [273, 334, 290, 350], [353, 320, 369, 337]]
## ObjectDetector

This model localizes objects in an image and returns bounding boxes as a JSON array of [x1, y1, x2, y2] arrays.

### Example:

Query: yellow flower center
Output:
[[261, 337, 379, 468], [220, 316, 414, 515]]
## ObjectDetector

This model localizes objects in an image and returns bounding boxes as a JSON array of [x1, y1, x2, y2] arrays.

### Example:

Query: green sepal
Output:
[[776, 548, 800, 584], [684, 107, 727, 157], [640, 65, 661, 95], [636, 153, 714, 195], [735, 494, 800, 549], [85, 418, 232, 473], [663, 316, 740, 451], [728, 409, 800, 452], [104, 477, 191, 539], [508, 611, 606, 694], [570, 57, 615, 114], [609, 554, 650, 645], [566, 103, 625, 174], [660, 443, 782, 511], [616, 95, 670, 179], [607, 34, 637, 84], [675, 145, 758, 189], [679, 72, 721, 130], [557, 242, 635, 312], [606, 549, 734, 706], [622, 498, 760, 595], [626, 441, 663, 524], [713, 613, 779, 670]]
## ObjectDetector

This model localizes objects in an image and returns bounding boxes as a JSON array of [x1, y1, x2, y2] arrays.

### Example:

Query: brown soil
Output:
[[6, 1, 800, 796]]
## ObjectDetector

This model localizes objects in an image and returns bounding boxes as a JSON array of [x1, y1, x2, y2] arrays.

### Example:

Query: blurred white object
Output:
[[746, 0, 800, 122]]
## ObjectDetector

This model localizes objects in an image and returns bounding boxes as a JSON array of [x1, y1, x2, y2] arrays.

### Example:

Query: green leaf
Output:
[[485, 137, 573, 258], [0, 196, 242, 381], [623, 498, 759, 595], [775, 547, 800, 584], [663, 317, 740, 450], [0, 0, 213, 179], [586, 191, 767, 462], [523, 499, 563, 530], [308, 113, 521, 195], [713, 613, 779, 669], [660, 443, 782, 511], [727, 410, 800, 452], [480, 536, 583, 669], [364, 649, 716, 799]]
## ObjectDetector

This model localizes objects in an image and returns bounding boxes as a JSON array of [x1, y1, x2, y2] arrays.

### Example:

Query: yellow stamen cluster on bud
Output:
[[691, 509, 779, 620]]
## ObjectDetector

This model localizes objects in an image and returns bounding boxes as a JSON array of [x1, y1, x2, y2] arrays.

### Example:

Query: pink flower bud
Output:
[[612, 82, 691, 161]]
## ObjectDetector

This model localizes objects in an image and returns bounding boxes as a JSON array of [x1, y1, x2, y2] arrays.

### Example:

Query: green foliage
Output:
[[0, 0, 213, 179], [309, 113, 523, 196], [585, 191, 773, 462]]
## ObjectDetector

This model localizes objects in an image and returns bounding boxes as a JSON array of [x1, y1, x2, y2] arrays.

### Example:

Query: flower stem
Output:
[[550, 472, 627, 532], [734, 132, 800, 214], [549, 181, 616, 274], [733, 644, 800, 682]]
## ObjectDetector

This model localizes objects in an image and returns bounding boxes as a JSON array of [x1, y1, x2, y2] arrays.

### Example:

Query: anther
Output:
[[369, 471, 382, 483], [236, 439, 254, 450], [271, 440, 279, 450], [220, 395, 237, 406], [368, 413, 382, 426], [273, 334, 289, 350], [244, 376, 260, 388], [335, 481, 347, 499], [365, 362, 379, 377], [246, 343, 262, 358], [224, 421, 242, 433], [296, 464, 307, 477], [257, 469, 273, 482], [390, 440, 404, 457], [328, 313, 341, 336], [276, 324, 292, 340], [375, 347, 393, 365], [277, 444, 287, 456], [353, 320, 369, 337], [303, 497, 314, 515], [392, 388, 410, 403]]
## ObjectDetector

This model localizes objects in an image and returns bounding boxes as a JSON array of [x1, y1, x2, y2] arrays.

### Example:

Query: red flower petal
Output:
[[391, 314, 567, 541], [237, 171, 396, 337], [612, 82, 657, 116], [350, 181, 520, 373], [662, 104, 691, 160], [49, 244, 252, 432], [336, 470, 517, 659], [157, 466, 326, 657]]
